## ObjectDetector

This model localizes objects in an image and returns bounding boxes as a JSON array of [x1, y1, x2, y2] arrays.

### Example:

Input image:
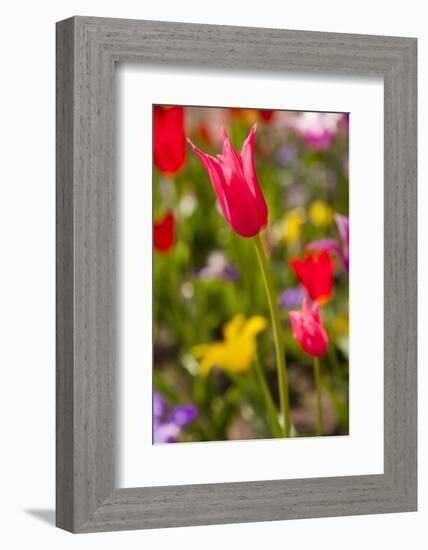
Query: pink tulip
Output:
[[289, 299, 328, 358], [187, 124, 268, 238]]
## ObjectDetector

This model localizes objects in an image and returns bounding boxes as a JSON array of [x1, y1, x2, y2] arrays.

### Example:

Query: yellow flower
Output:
[[192, 314, 268, 376], [309, 200, 333, 227], [283, 208, 306, 246]]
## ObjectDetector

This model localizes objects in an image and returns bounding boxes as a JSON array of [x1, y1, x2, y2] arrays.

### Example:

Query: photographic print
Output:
[[56, 18, 416, 531], [153, 105, 349, 444]]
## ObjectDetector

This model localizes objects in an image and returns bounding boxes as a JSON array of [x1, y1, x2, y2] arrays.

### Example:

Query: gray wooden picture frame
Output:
[[56, 16, 417, 533]]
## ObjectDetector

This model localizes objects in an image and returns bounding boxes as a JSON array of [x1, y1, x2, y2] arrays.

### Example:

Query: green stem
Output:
[[253, 355, 282, 438], [253, 234, 291, 437], [313, 357, 323, 436]]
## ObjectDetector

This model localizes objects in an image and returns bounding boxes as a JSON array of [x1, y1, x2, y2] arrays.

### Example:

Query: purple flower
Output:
[[154, 422, 181, 444], [275, 145, 296, 167], [197, 251, 239, 282], [335, 214, 349, 271], [170, 404, 198, 427], [306, 213, 349, 272], [153, 391, 166, 419], [279, 286, 305, 309], [153, 391, 198, 444]]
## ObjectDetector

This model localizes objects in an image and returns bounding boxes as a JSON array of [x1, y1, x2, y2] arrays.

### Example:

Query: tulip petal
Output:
[[186, 139, 232, 224], [291, 251, 335, 303], [289, 310, 303, 341], [240, 124, 257, 184], [192, 314, 266, 376], [312, 302, 322, 323], [192, 342, 227, 377], [154, 211, 175, 253], [242, 316, 268, 338], [306, 238, 342, 259], [240, 124, 268, 228], [216, 156, 265, 237], [219, 127, 245, 180], [289, 300, 329, 357], [301, 297, 311, 317], [153, 106, 186, 174], [191, 343, 216, 359], [335, 214, 349, 271], [223, 314, 246, 341], [188, 126, 268, 238]]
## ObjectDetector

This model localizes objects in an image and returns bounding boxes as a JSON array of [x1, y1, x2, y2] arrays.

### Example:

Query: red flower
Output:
[[289, 299, 328, 357], [153, 106, 186, 175], [290, 251, 335, 304], [154, 211, 175, 253], [259, 109, 274, 121], [187, 124, 268, 238]]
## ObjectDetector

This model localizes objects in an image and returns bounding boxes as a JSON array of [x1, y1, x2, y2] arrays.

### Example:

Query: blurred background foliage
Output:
[[153, 106, 349, 443]]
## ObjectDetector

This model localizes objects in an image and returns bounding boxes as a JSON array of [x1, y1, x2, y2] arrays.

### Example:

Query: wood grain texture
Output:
[[56, 17, 76, 532], [56, 16, 417, 533]]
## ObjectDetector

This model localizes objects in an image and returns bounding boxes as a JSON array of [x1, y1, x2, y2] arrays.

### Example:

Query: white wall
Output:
[[0, 1, 424, 548]]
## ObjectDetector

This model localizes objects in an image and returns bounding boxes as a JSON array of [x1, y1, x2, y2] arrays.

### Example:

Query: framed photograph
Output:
[[56, 16, 417, 532]]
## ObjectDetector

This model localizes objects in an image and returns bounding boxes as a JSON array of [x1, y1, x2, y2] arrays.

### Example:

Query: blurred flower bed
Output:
[[153, 105, 349, 443]]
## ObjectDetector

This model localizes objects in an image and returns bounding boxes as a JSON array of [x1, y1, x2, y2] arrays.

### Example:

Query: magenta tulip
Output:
[[187, 124, 268, 238], [289, 299, 328, 358]]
